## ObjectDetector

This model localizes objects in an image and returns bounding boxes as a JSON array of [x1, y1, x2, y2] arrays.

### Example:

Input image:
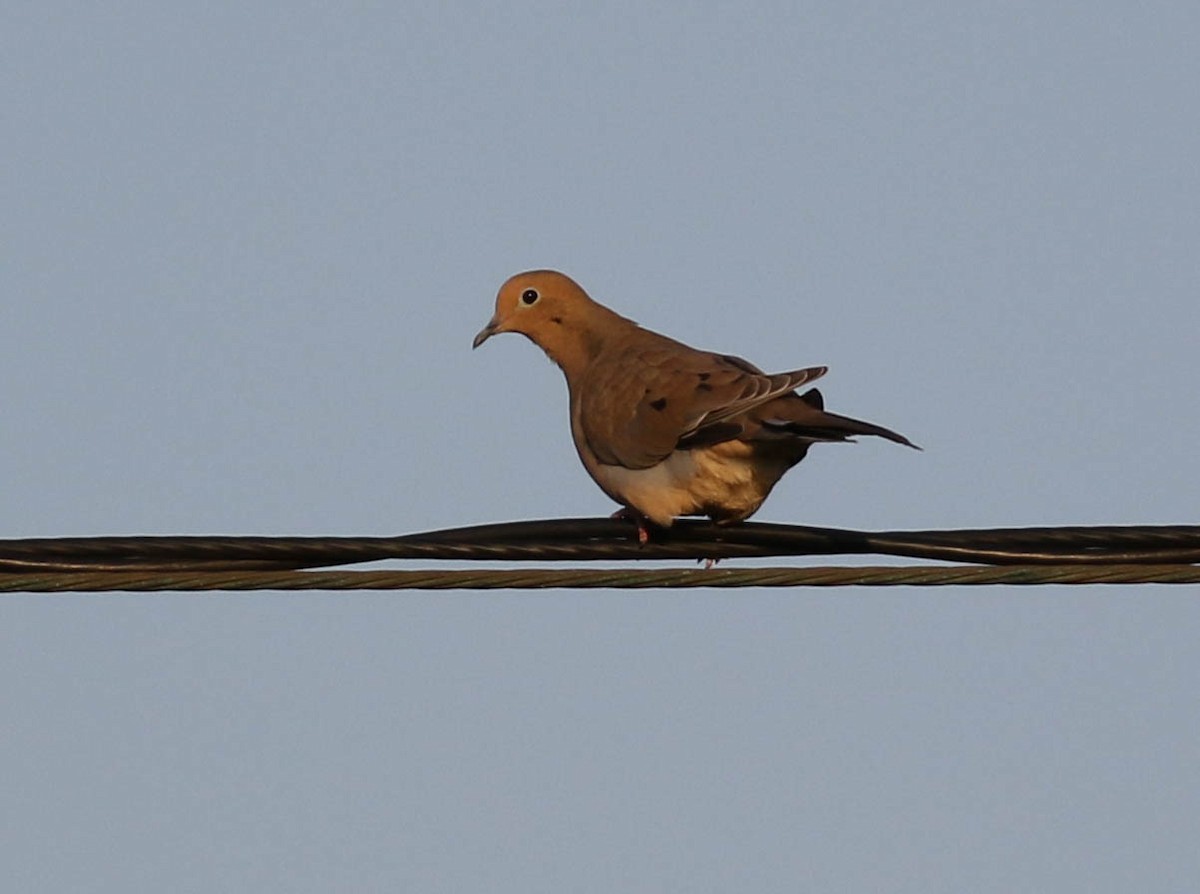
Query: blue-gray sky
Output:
[[3, 4, 1198, 891]]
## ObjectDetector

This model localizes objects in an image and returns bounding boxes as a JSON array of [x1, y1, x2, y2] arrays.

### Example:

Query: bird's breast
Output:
[[590, 441, 788, 526]]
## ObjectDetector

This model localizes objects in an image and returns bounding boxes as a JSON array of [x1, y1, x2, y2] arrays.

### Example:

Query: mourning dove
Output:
[[473, 270, 917, 539]]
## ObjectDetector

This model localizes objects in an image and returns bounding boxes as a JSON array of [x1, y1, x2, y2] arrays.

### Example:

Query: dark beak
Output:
[[472, 317, 499, 349]]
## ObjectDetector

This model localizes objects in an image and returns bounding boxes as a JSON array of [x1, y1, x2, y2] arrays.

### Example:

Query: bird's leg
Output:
[[610, 507, 652, 546]]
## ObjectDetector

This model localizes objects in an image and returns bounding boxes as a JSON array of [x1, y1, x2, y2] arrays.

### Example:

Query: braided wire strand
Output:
[[2, 520, 1199, 573], [2, 563, 1199, 592]]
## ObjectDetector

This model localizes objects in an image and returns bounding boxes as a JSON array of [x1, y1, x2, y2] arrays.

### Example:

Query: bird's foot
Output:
[[610, 507, 652, 546]]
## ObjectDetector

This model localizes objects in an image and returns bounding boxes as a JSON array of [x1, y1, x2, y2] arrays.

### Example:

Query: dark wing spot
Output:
[[697, 382, 713, 392], [698, 372, 711, 381], [650, 397, 668, 411]]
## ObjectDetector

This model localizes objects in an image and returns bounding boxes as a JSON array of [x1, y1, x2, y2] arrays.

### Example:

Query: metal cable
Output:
[[2, 519, 1199, 573], [2, 563, 1199, 592]]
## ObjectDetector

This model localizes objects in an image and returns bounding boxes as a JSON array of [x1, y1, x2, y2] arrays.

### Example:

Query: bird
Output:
[[473, 270, 917, 542]]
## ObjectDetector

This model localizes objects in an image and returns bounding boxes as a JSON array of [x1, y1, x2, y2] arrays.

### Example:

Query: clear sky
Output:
[[3, 3, 1198, 891]]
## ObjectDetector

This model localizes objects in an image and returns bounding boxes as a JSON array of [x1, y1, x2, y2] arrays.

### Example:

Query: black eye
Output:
[[520, 288, 540, 306]]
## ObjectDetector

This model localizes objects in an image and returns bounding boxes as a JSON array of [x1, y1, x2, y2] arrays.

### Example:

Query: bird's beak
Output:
[[472, 316, 500, 349]]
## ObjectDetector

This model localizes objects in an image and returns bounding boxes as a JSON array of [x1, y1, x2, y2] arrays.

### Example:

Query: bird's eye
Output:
[[520, 288, 540, 306]]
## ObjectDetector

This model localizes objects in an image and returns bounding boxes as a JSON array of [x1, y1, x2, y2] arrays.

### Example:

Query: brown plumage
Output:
[[473, 270, 917, 530]]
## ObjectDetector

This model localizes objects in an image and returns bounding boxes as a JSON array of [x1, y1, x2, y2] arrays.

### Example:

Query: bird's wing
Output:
[[579, 335, 827, 469]]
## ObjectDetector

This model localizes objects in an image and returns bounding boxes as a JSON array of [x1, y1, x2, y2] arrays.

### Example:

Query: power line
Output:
[[2, 564, 1199, 592], [0, 519, 1197, 591]]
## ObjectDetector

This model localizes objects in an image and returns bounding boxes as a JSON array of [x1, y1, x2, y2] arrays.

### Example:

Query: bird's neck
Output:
[[541, 307, 635, 380]]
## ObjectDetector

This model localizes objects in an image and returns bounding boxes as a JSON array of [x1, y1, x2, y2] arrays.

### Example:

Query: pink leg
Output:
[[610, 507, 652, 545]]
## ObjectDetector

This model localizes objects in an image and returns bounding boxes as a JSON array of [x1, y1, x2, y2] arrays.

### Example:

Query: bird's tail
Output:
[[760, 388, 920, 449]]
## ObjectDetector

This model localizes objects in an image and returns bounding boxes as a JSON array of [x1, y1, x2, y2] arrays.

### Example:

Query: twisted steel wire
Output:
[[2, 519, 1199, 573], [2, 564, 1199, 592]]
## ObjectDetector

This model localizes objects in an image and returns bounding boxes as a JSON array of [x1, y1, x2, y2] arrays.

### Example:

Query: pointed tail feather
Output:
[[763, 390, 920, 449]]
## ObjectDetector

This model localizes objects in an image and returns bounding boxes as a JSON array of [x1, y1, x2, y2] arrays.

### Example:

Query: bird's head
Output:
[[472, 269, 595, 351], [473, 270, 627, 379]]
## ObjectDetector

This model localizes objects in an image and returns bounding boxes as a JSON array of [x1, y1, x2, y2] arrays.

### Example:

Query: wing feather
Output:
[[578, 332, 827, 468]]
